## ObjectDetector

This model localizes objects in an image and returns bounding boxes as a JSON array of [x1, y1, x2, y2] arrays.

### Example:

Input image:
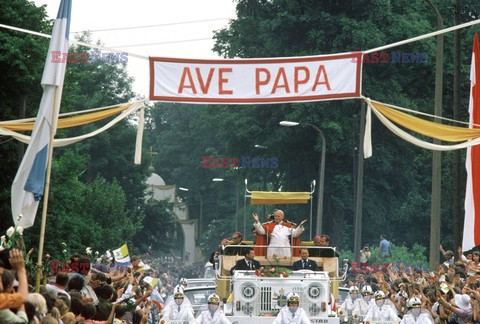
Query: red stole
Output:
[[254, 221, 301, 256]]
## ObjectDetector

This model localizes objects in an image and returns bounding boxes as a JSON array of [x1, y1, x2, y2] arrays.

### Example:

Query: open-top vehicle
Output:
[[213, 180, 346, 324]]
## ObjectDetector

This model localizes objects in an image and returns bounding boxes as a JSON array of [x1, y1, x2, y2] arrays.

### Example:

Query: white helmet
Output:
[[408, 297, 421, 309], [287, 292, 300, 304], [374, 290, 386, 300], [180, 278, 188, 286], [174, 290, 184, 299], [361, 285, 373, 295], [174, 285, 184, 294], [208, 293, 220, 304], [349, 286, 359, 294]]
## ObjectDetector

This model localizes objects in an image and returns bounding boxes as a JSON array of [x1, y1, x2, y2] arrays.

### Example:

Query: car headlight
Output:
[[239, 282, 258, 302], [309, 304, 321, 316], [305, 283, 324, 302], [242, 302, 254, 315]]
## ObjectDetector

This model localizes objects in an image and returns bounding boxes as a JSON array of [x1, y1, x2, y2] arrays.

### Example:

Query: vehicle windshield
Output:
[[186, 280, 215, 288], [185, 288, 217, 305]]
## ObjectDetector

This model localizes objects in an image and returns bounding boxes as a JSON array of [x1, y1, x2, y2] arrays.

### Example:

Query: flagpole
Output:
[[35, 86, 62, 292]]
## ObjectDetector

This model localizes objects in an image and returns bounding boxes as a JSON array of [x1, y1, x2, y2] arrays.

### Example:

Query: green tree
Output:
[[0, 0, 50, 230], [22, 149, 143, 258], [144, 0, 479, 260]]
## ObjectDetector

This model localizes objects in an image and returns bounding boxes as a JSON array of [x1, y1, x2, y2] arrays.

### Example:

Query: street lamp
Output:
[[280, 120, 326, 237], [178, 187, 203, 240], [212, 178, 240, 232]]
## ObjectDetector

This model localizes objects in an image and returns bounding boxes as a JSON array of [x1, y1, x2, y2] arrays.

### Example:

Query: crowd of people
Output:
[[339, 245, 480, 324], [4, 208, 478, 324], [0, 242, 211, 324]]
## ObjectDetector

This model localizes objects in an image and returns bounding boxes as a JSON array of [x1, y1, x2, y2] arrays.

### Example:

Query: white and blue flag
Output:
[[11, 0, 72, 228]]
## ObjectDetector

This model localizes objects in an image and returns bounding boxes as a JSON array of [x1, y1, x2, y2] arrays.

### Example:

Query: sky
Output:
[[33, 0, 237, 97]]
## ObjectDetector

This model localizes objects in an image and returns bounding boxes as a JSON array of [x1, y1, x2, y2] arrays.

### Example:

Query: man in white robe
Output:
[[253, 210, 306, 257]]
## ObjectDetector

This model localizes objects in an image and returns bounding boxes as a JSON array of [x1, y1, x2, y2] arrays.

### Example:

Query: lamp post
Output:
[[280, 121, 326, 237], [213, 178, 239, 232], [179, 187, 203, 240]]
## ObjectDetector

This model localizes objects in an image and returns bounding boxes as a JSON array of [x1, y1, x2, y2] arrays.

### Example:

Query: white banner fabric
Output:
[[149, 53, 362, 104]]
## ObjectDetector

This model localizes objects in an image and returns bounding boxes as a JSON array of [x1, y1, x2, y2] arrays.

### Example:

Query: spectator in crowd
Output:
[[130, 256, 142, 272], [111, 303, 129, 324], [377, 235, 391, 259], [360, 245, 371, 263], [28, 293, 47, 322], [439, 245, 454, 267], [467, 251, 480, 275], [0, 249, 29, 323], [93, 283, 113, 320], [46, 272, 70, 301]]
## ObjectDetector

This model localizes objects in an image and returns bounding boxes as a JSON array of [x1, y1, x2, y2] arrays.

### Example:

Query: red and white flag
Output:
[[463, 33, 480, 251]]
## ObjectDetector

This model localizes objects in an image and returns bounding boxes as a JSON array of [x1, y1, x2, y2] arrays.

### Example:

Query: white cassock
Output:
[[254, 221, 304, 257], [161, 302, 195, 321], [400, 311, 434, 324], [196, 309, 231, 324], [272, 306, 311, 324], [364, 304, 398, 322]]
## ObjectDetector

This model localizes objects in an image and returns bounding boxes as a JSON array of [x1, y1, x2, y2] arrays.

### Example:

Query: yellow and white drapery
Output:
[[363, 98, 480, 158], [0, 100, 146, 164]]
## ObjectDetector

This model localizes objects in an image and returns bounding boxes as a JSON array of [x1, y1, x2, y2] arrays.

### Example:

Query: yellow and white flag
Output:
[[112, 244, 130, 265]]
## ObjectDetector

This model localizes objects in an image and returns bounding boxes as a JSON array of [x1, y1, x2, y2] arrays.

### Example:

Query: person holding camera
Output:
[[360, 245, 371, 263]]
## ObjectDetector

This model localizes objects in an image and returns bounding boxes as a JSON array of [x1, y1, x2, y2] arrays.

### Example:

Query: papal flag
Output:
[[463, 33, 480, 251], [113, 243, 130, 265], [11, 0, 72, 228], [142, 276, 159, 288], [150, 288, 164, 310]]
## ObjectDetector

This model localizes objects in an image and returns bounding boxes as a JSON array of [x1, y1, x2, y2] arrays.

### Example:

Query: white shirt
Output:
[[45, 284, 70, 301], [401, 311, 434, 324], [272, 306, 311, 324], [353, 298, 374, 317], [161, 301, 195, 321], [365, 303, 398, 322], [255, 221, 304, 257], [339, 296, 358, 315], [196, 309, 231, 324]]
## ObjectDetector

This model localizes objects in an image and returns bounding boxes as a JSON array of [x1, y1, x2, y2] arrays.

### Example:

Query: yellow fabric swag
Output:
[[250, 191, 311, 205], [0, 105, 129, 131], [371, 101, 480, 142]]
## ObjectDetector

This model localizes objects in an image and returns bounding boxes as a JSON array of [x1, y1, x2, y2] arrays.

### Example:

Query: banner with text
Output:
[[149, 53, 362, 104]]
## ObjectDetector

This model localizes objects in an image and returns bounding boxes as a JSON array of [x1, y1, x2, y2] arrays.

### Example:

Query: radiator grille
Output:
[[260, 286, 272, 312]]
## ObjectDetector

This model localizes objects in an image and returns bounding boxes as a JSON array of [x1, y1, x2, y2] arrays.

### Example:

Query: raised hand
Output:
[[252, 213, 260, 223], [9, 249, 25, 272], [299, 219, 307, 227]]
